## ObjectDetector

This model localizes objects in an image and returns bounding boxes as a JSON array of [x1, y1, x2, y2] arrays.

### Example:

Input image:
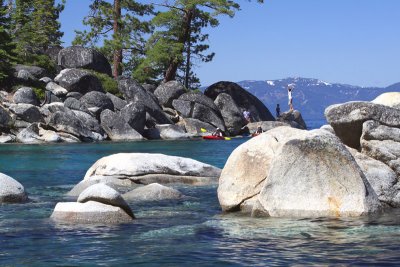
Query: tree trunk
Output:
[[112, 0, 122, 79], [164, 8, 193, 83], [184, 36, 191, 89]]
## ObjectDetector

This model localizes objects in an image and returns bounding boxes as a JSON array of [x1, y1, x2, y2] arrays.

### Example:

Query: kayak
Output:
[[252, 133, 261, 137], [202, 135, 225, 140]]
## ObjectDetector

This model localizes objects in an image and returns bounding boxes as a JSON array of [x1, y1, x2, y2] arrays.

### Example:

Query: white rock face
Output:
[[51, 201, 133, 223], [218, 127, 305, 211], [77, 183, 134, 218], [0, 173, 28, 203], [123, 183, 183, 202], [84, 153, 221, 182], [257, 130, 381, 217], [372, 92, 400, 109]]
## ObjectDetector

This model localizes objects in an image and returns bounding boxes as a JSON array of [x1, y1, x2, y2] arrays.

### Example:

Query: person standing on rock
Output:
[[276, 104, 280, 118], [287, 84, 294, 111]]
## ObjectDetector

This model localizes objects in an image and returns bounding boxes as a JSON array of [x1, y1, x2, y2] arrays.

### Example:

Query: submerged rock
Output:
[[123, 183, 184, 202]]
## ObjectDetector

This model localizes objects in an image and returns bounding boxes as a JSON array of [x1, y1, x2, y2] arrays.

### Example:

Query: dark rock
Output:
[[64, 97, 90, 113], [154, 80, 186, 108], [277, 110, 307, 129], [13, 65, 48, 79], [8, 104, 43, 123], [120, 103, 146, 134], [204, 81, 275, 121], [13, 87, 40, 106], [58, 46, 112, 76], [0, 105, 13, 129], [45, 46, 63, 63], [177, 118, 215, 136], [179, 92, 220, 113], [142, 84, 157, 93], [80, 91, 114, 119], [73, 110, 104, 135], [143, 124, 189, 140], [106, 92, 127, 111], [66, 92, 83, 100], [215, 93, 245, 135], [48, 110, 95, 141], [192, 103, 226, 131], [54, 68, 104, 94], [100, 109, 144, 141], [118, 79, 172, 124], [325, 101, 400, 148]]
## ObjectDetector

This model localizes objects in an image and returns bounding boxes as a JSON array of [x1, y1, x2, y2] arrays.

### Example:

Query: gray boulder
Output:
[[0, 173, 28, 203], [119, 103, 146, 134], [84, 153, 221, 185], [66, 92, 83, 100], [123, 183, 183, 202], [77, 183, 134, 218], [0, 105, 13, 129], [154, 80, 186, 108], [118, 79, 172, 124], [16, 123, 61, 143], [0, 134, 15, 143], [14, 64, 48, 79], [39, 77, 53, 84], [15, 69, 36, 82], [244, 121, 290, 134], [100, 109, 144, 141], [80, 91, 114, 118], [143, 124, 189, 140], [177, 118, 216, 136], [51, 201, 133, 224], [142, 84, 157, 93], [58, 46, 112, 76], [325, 101, 400, 148], [64, 97, 90, 113], [13, 87, 40, 106], [8, 104, 43, 123], [106, 92, 127, 111], [204, 81, 275, 122], [215, 93, 245, 135], [73, 110, 104, 135], [45, 82, 68, 96], [54, 68, 104, 94], [277, 110, 307, 129], [48, 110, 96, 141]]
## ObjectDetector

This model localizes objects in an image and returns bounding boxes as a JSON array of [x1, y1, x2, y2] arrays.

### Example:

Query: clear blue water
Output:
[[1, 122, 400, 266]]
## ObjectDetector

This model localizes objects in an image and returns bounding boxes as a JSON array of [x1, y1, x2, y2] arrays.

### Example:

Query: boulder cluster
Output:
[[0, 46, 287, 144], [218, 93, 400, 217]]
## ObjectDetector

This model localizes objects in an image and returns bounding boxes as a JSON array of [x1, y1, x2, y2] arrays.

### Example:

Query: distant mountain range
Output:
[[235, 77, 400, 121]]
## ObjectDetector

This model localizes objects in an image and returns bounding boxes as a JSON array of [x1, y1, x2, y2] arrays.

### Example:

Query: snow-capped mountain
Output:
[[237, 77, 397, 121]]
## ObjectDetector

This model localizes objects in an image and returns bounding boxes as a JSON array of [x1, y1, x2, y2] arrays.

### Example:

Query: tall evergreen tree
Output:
[[73, 0, 154, 79], [11, 0, 64, 66], [134, 0, 262, 88], [0, 0, 15, 83]]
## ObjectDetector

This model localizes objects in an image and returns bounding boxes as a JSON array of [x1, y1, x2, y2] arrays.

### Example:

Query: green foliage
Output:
[[73, 0, 154, 77], [89, 70, 120, 96], [0, 0, 16, 84], [32, 87, 45, 100]]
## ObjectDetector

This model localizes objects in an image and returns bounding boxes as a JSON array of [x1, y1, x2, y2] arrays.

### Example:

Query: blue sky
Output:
[[60, 0, 400, 87]]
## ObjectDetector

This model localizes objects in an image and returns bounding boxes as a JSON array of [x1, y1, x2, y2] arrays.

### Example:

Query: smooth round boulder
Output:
[[78, 183, 134, 218], [154, 80, 186, 108], [51, 201, 133, 224], [13, 87, 40, 106], [123, 183, 183, 202], [58, 46, 112, 76], [257, 130, 381, 217], [0, 173, 28, 203], [372, 92, 400, 109]]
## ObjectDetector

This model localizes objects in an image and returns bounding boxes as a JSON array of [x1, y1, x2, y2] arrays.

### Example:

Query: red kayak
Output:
[[202, 135, 225, 140]]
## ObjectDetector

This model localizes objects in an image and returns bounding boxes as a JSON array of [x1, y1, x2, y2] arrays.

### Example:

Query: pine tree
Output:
[[73, 0, 154, 79], [0, 0, 15, 83], [135, 0, 263, 88], [11, 0, 64, 67]]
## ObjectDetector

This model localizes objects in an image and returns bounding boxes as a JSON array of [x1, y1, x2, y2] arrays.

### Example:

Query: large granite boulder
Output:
[[106, 93, 127, 111], [177, 118, 215, 136], [348, 147, 400, 207], [77, 183, 134, 218], [325, 102, 400, 149], [16, 123, 61, 143], [372, 92, 400, 109], [172, 92, 226, 131], [58, 46, 112, 76], [118, 79, 171, 124], [54, 68, 104, 94], [123, 183, 183, 202], [64, 97, 90, 113], [100, 109, 144, 141], [80, 91, 114, 118], [73, 110, 104, 135], [84, 153, 221, 185], [277, 110, 307, 129], [0, 105, 13, 129], [119, 103, 146, 134], [0, 173, 28, 203], [360, 120, 400, 177], [218, 127, 381, 217], [215, 93, 245, 135], [8, 104, 43, 123], [204, 81, 275, 122], [48, 110, 96, 141], [13, 87, 40, 106], [154, 80, 187, 108]]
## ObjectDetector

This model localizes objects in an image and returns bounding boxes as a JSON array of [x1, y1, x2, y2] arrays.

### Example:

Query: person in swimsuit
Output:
[[287, 84, 294, 111]]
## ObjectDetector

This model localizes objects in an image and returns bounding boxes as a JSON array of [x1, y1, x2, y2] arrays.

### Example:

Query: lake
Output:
[[1, 122, 399, 266]]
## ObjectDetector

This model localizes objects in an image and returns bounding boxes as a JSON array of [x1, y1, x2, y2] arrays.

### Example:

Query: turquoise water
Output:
[[1, 137, 400, 265]]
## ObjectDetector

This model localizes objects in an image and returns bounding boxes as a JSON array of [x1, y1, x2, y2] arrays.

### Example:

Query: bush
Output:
[[89, 71, 121, 97]]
